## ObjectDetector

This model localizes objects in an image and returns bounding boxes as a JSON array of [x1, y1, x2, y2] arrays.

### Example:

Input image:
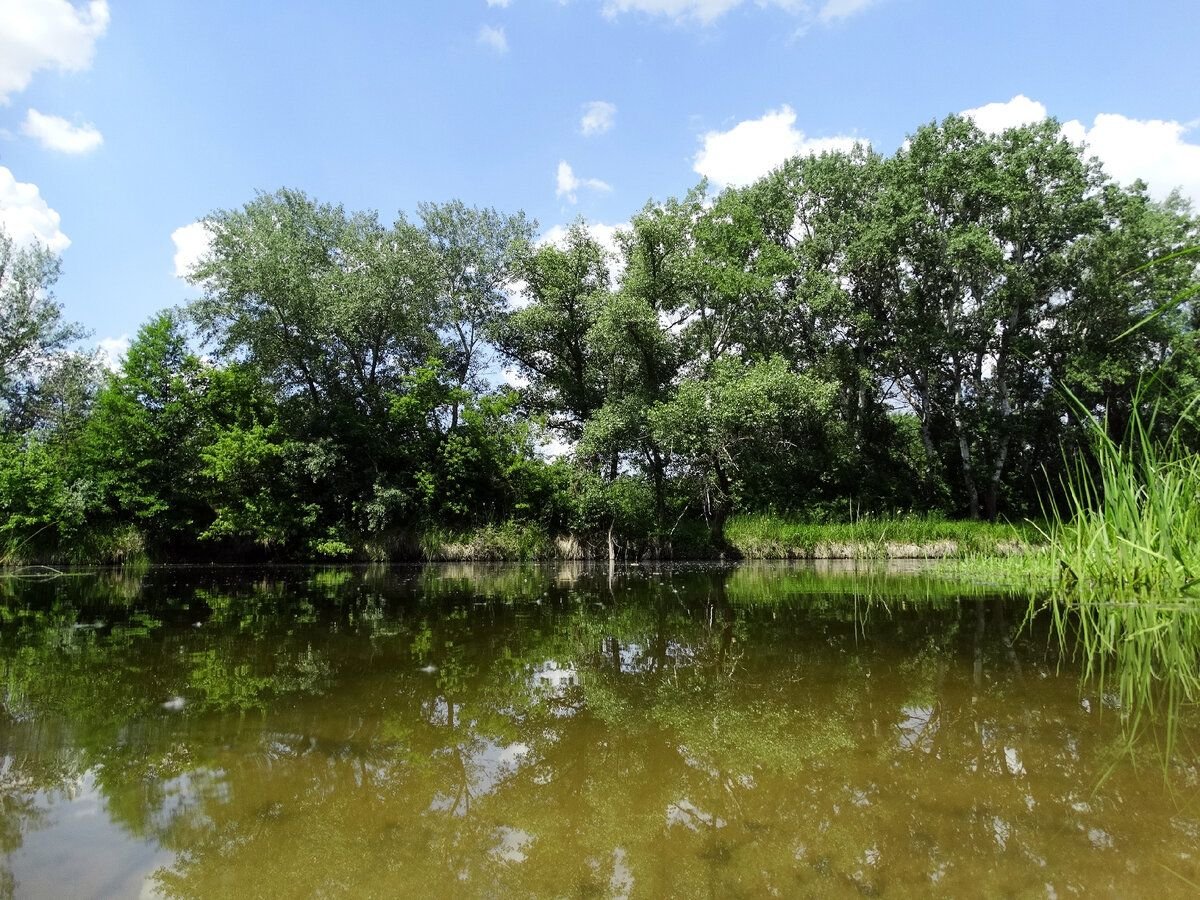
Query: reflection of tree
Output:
[[0, 565, 1197, 896]]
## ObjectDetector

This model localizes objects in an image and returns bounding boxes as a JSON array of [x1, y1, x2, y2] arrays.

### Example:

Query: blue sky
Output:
[[2, 0, 1198, 361]]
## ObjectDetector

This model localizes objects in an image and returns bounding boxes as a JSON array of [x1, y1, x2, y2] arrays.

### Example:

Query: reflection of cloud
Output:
[[428, 736, 532, 815], [531, 659, 579, 694], [490, 825, 533, 863], [896, 704, 937, 753], [666, 798, 726, 831]]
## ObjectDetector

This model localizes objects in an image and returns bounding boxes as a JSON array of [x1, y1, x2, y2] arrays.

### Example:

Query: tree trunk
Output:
[[958, 431, 980, 519], [985, 431, 1011, 521]]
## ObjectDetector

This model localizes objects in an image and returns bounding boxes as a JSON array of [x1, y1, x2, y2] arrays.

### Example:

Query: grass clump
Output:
[[1045, 398, 1200, 599], [726, 512, 1037, 560], [418, 521, 556, 561]]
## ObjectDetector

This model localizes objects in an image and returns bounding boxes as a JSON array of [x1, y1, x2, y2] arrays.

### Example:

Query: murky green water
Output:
[[1, 563, 1198, 898]]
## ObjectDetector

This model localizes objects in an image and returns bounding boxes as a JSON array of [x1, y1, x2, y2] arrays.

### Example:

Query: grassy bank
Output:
[[3, 514, 1047, 565], [724, 513, 1039, 561]]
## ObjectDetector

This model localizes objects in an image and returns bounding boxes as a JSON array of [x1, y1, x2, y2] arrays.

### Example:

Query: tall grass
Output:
[[1044, 394, 1200, 598], [1038, 376, 1200, 769], [726, 511, 1036, 560], [418, 521, 556, 561]]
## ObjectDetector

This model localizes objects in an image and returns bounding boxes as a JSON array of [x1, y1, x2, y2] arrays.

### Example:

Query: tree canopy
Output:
[[1, 113, 1197, 562]]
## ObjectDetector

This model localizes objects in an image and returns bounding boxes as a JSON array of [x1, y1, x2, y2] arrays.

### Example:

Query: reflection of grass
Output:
[[1044, 596, 1200, 771], [726, 513, 1038, 560]]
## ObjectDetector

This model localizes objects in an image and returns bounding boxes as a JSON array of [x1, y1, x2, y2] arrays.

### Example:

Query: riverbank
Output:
[[415, 514, 1040, 563], [2, 514, 1042, 566]]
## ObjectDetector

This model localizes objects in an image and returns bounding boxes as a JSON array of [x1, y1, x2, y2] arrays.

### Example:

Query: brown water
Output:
[[1, 563, 1198, 898]]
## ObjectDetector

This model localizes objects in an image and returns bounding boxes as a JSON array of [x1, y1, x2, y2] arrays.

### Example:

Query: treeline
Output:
[[1, 114, 1197, 562]]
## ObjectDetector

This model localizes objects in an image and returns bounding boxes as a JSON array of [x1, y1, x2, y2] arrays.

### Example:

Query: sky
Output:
[[1, 0, 1198, 365]]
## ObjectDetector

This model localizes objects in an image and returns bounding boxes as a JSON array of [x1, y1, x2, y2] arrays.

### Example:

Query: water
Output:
[[1, 563, 1197, 898]]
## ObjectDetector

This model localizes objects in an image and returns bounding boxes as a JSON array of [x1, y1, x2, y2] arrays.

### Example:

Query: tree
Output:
[[649, 356, 839, 546], [867, 116, 1103, 518], [191, 189, 441, 421], [81, 313, 211, 548], [419, 200, 534, 429], [0, 228, 87, 429], [491, 222, 611, 442]]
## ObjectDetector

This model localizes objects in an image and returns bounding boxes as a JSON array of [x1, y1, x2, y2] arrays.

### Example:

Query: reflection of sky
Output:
[[605, 641, 698, 674], [529, 660, 582, 717], [896, 705, 937, 753], [531, 660, 579, 694], [428, 738, 532, 816], [666, 798, 726, 831], [6, 770, 172, 899]]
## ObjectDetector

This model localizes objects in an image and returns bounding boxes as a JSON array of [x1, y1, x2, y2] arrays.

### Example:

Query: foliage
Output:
[[0, 114, 1198, 562]]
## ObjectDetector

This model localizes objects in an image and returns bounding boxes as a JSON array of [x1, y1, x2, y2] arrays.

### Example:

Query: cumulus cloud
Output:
[[693, 105, 865, 187], [96, 334, 129, 371], [1063, 113, 1200, 205], [962, 95, 1200, 205], [962, 94, 1048, 134], [477, 24, 508, 53], [0, 166, 70, 252], [540, 221, 625, 257], [0, 0, 110, 104], [540, 220, 629, 284], [555, 161, 612, 203], [21, 108, 103, 154], [580, 100, 617, 136], [171, 221, 214, 280]]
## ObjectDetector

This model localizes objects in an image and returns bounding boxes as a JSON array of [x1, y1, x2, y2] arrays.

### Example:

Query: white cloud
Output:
[[96, 334, 129, 371], [486, 0, 511, 6], [555, 161, 612, 203], [537, 433, 572, 460], [171, 221, 214, 280], [477, 24, 508, 53], [962, 94, 1048, 134], [961, 95, 1200, 205], [540, 221, 625, 258], [21, 108, 103, 154], [1064, 113, 1200, 205], [601, 0, 799, 24], [580, 100, 617, 136], [600, 0, 881, 25], [693, 105, 865, 187], [816, 0, 880, 22], [500, 366, 529, 388], [540, 220, 628, 284], [0, 166, 69, 252], [0, 0, 110, 104]]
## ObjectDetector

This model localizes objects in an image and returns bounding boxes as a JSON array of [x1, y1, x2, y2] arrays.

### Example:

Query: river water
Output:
[[0, 563, 1197, 898]]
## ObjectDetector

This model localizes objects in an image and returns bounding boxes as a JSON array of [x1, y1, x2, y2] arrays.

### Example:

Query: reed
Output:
[[1043, 389, 1200, 598]]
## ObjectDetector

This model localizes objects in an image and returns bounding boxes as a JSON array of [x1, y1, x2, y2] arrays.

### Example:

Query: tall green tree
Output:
[[419, 200, 534, 429], [0, 229, 88, 430], [868, 116, 1103, 518], [82, 313, 211, 548]]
